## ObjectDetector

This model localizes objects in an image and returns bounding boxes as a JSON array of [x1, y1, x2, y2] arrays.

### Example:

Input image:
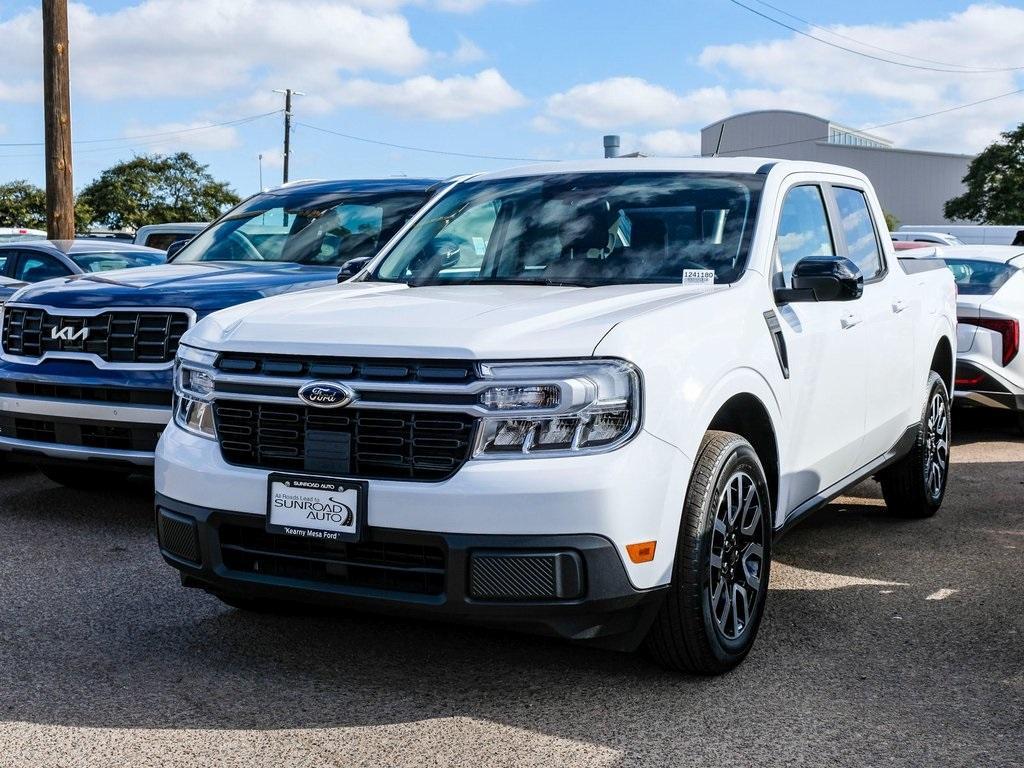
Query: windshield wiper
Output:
[[408, 278, 593, 288]]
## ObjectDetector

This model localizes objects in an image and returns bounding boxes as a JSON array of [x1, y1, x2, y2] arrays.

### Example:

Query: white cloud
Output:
[[544, 78, 832, 131], [122, 121, 241, 152], [636, 129, 700, 157], [451, 34, 485, 64], [698, 3, 1024, 153], [0, 0, 430, 102], [332, 68, 526, 119]]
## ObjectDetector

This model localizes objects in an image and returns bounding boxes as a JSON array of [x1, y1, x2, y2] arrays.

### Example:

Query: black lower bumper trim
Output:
[[156, 494, 666, 650]]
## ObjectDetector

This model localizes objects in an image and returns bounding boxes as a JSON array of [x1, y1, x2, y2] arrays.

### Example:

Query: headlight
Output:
[[173, 344, 218, 439], [473, 359, 641, 457]]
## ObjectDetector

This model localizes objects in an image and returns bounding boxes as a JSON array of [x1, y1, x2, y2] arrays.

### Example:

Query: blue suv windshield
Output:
[[173, 190, 428, 266]]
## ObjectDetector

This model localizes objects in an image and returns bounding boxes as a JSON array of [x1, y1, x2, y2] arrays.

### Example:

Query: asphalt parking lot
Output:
[[0, 409, 1021, 768]]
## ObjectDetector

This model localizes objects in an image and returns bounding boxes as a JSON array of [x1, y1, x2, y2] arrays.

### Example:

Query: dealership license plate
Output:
[[265, 473, 366, 542]]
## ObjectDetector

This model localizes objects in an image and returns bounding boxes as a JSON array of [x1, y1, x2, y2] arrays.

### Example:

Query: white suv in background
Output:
[[939, 245, 1024, 432], [155, 158, 956, 674]]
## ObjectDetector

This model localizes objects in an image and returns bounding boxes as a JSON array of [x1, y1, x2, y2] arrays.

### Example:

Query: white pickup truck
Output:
[[155, 158, 956, 674]]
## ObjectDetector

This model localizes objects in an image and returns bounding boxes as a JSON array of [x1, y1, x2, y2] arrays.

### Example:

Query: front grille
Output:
[[3, 380, 172, 407], [214, 400, 476, 481], [2, 307, 190, 363], [219, 523, 446, 595], [216, 353, 477, 384], [0, 414, 162, 452]]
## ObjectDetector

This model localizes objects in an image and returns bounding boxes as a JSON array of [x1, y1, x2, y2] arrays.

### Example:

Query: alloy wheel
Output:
[[708, 470, 766, 641], [925, 391, 950, 499]]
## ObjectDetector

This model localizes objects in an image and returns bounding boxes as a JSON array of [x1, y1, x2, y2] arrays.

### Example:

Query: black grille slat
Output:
[[216, 353, 477, 384], [218, 523, 446, 595], [214, 400, 475, 481], [1, 307, 189, 363]]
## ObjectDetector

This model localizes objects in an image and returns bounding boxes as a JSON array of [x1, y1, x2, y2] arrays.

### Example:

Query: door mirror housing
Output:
[[337, 256, 371, 282], [165, 238, 192, 260], [775, 256, 863, 303]]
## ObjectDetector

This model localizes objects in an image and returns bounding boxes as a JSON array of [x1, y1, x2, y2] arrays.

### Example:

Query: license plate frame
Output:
[[265, 472, 368, 543]]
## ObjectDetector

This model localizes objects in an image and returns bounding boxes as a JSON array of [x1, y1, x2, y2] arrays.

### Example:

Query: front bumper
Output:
[[0, 359, 171, 467], [156, 424, 691, 591], [157, 494, 668, 650]]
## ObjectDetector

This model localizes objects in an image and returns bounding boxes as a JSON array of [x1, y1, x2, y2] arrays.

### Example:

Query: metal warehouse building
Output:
[[700, 110, 973, 225]]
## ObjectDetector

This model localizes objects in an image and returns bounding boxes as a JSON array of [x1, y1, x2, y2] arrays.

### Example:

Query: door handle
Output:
[[840, 313, 862, 329], [892, 299, 908, 313]]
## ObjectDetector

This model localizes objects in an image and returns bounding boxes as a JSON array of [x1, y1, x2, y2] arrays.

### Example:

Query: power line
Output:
[[747, 0, 1024, 73], [726, 0, 1024, 74], [295, 121, 553, 163], [689, 87, 1024, 157], [0, 110, 282, 148]]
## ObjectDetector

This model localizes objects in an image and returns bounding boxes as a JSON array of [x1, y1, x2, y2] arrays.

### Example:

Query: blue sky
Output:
[[1, 0, 1022, 198]]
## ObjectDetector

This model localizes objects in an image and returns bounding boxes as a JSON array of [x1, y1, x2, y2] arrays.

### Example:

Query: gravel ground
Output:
[[0, 408, 1021, 767]]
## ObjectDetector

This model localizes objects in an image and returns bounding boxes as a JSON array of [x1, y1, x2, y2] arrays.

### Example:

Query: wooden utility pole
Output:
[[42, 0, 75, 240], [273, 88, 303, 185]]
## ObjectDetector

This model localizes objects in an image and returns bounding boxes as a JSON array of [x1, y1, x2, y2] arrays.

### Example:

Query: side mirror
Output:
[[775, 256, 863, 303], [166, 238, 192, 260], [337, 256, 371, 282]]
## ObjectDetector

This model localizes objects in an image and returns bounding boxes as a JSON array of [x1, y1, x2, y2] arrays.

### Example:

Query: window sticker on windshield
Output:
[[472, 237, 487, 256], [682, 269, 716, 285]]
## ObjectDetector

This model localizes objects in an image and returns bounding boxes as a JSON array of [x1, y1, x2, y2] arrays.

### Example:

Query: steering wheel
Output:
[[226, 231, 264, 260]]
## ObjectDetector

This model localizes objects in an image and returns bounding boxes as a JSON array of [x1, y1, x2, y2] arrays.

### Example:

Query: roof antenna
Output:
[[713, 124, 726, 157]]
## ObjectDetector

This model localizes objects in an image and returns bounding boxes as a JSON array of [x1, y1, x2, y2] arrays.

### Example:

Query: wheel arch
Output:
[[704, 392, 780, 516], [930, 334, 954, 394]]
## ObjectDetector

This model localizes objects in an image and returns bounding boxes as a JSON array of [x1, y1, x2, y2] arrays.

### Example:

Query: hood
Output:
[[7, 262, 340, 314], [188, 281, 727, 359]]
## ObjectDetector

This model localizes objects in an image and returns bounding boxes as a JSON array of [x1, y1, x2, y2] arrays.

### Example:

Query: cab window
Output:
[[834, 187, 884, 280], [776, 185, 834, 286]]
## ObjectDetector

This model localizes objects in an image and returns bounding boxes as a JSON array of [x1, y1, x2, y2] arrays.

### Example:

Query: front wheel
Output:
[[879, 371, 951, 518], [645, 431, 772, 674]]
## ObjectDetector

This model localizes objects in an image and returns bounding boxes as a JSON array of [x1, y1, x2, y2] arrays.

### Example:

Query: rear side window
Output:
[[943, 259, 1017, 295], [833, 187, 884, 280], [775, 185, 834, 286], [14, 254, 70, 282], [144, 232, 190, 251]]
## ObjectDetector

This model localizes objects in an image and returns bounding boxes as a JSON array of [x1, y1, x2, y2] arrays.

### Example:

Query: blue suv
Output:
[[0, 178, 437, 487]]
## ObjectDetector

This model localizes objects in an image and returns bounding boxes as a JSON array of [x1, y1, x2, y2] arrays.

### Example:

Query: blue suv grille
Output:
[[1, 307, 190, 363]]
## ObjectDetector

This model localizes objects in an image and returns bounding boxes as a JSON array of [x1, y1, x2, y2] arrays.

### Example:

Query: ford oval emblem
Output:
[[298, 381, 356, 409]]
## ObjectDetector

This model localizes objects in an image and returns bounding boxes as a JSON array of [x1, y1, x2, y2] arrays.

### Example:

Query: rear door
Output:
[[830, 185, 917, 465], [772, 179, 869, 507]]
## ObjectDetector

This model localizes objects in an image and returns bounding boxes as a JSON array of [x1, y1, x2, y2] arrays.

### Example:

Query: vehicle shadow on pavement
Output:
[[0, 415, 1020, 766]]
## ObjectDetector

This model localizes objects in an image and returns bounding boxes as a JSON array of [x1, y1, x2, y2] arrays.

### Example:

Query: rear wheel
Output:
[[879, 371, 951, 518], [39, 465, 131, 491], [645, 431, 771, 674]]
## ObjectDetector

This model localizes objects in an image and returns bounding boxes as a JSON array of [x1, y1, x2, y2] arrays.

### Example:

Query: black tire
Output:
[[39, 465, 131, 490], [879, 371, 951, 519], [645, 430, 772, 674], [1016, 411, 1024, 437]]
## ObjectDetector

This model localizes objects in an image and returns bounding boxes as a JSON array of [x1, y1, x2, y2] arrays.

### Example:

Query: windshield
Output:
[[173, 190, 428, 266], [371, 173, 762, 287], [68, 250, 165, 272], [944, 258, 1017, 295]]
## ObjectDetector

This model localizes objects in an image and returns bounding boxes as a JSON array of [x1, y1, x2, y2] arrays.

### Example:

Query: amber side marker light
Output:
[[626, 541, 657, 563]]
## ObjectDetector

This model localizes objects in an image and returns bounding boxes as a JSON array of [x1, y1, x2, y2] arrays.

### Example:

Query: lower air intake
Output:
[[469, 551, 584, 601], [158, 509, 201, 564]]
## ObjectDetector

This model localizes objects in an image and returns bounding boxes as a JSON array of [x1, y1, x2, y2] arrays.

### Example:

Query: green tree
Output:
[[0, 179, 94, 232], [883, 210, 900, 231], [79, 152, 240, 230], [945, 123, 1024, 224]]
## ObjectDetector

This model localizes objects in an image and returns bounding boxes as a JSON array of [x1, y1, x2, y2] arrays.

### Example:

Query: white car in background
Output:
[[891, 231, 964, 246], [939, 245, 1024, 432]]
